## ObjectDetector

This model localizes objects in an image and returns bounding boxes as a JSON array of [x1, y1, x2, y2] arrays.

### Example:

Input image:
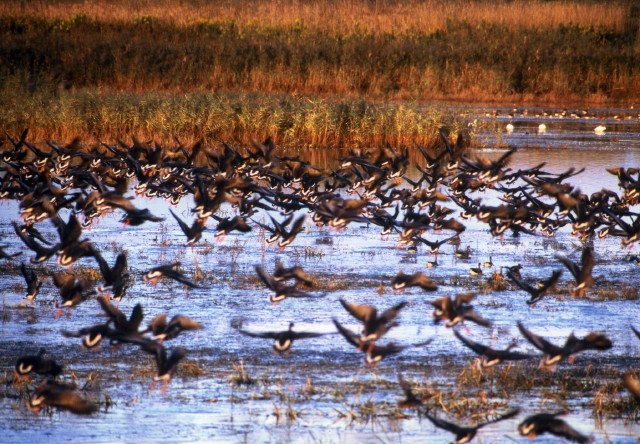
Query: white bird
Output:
[[594, 125, 606, 135]]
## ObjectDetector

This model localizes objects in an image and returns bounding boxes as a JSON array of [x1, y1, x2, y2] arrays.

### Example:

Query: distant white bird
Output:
[[594, 125, 606, 135], [537, 123, 546, 134], [505, 123, 514, 133]]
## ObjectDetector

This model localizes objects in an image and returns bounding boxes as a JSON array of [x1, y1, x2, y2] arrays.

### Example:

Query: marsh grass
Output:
[[1, 0, 638, 142]]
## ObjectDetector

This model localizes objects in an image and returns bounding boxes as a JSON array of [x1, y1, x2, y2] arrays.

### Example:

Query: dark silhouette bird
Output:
[[397, 374, 431, 408], [430, 293, 491, 328], [338, 298, 407, 343], [391, 271, 438, 291], [273, 263, 313, 287], [424, 408, 520, 443], [15, 349, 63, 378], [91, 247, 130, 301], [131, 338, 187, 394], [121, 207, 165, 226], [61, 323, 115, 349], [506, 269, 563, 305], [52, 271, 94, 315], [517, 321, 612, 369], [145, 313, 202, 342], [332, 319, 431, 366], [13, 221, 58, 263], [255, 265, 317, 304], [97, 295, 144, 340], [20, 262, 43, 302], [143, 262, 201, 288], [453, 330, 534, 368], [0, 244, 20, 259], [28, 380, 98, 415], [556, 246, 594, 297], [169, 209, 206, 246], [235, 322, 330, 354], [518, 411, 590, 443]]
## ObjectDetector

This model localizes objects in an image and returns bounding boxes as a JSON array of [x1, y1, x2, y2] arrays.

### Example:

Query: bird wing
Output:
[[517, 322, 562, 354], [255, 265, 277, 291], [379, 301, 408, 324], [423, 412, 463, 434], [332, 319, 361, 348], [556, 255, 580, 282], [547, 418, 590, 443], [454, 330, 490, 356], [169, 209, 192, 238], [339, 299, 376, 323]]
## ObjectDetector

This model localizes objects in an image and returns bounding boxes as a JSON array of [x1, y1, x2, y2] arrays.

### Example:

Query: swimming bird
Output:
[[518, 411, 589, 443], [424, 408, 520, 443], [594, 125, 606, 135], [453, 330, 534, 368], [517, 321, 612, 369], [338, 299, 407, 343], [15, 349, 63, 378], [236, 322, 330, 354], [143, 262, 201, 288], [506, 269, 563, 305], [28, 380, 98, 415], [391, 271, 438, 291], [556, 246, 594, 297]]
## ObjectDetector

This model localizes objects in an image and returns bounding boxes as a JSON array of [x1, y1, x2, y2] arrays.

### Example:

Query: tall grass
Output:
[[0, 86, 455, 148], [1, 0, 638, 143], [0, 0, 630, 31]]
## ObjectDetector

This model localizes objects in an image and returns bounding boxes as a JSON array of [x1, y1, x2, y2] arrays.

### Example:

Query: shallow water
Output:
[[1, 107, 640, 443]]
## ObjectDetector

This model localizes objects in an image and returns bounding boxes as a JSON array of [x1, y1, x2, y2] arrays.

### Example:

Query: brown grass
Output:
[[1, 0, 628, 32]]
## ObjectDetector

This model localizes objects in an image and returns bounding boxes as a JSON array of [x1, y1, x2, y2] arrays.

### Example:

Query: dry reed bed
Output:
[[0, 0, 630, 31]]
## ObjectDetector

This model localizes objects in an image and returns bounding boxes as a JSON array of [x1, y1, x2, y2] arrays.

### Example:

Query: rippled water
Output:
[[1, 107, 640, 443]]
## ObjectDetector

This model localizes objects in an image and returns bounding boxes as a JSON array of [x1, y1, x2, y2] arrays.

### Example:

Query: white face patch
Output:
[[18, 363, 33, 374], [84, 333, 102, 348], [274, 339, 291, 351]]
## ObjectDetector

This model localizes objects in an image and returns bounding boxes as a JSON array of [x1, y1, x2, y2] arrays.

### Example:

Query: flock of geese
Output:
[[3, 127, 640, 442]]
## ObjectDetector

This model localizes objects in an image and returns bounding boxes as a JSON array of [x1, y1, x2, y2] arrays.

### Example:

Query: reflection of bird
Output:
[[236, 322, 330, 354], [424, 408, 520, 444], [518, 411, 589, 443], [333, 319, 431, 366], [506, 269, 562, 305], [143, 262, 201, 288], [339, 298, 407, 343], [454, 330, 533, 368], [517, 321, 612, 369], [15, 349, 63, 378], [28, 380, 98, 415], [556, 246, 594, 297]]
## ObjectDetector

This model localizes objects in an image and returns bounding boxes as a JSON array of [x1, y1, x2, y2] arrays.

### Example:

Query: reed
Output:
[[0, 88, 453, 148]]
